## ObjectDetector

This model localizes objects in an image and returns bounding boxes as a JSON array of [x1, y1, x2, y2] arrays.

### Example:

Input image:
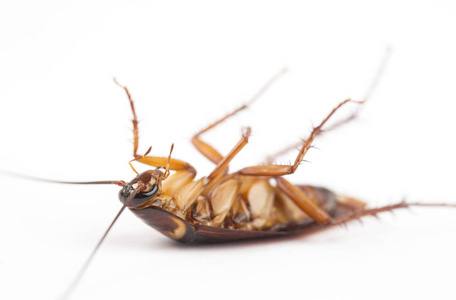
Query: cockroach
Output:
[[8, 49, 455, 299]]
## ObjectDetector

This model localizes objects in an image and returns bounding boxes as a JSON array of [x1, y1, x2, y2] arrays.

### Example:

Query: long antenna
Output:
[[0, 170, 126, 186], [58, 187, 142, 300]]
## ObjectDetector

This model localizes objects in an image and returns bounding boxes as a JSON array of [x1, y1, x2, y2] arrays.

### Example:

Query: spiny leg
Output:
[[265, 109, 361, 164], [192, 68, 287, 165], [227, 99, 363, 228], [252, 49, 392, 225], [275, 178, 456, 226], [285, 201, 456, 238], [114, 78, 140, 158], [114, 79, 196, 174], [265, 47, 392, 164], [331, 201, 456, 226], [237, 99, 364, 177]]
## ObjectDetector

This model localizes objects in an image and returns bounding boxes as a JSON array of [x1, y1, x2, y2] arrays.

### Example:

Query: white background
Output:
[[1, 1, 456, 300]]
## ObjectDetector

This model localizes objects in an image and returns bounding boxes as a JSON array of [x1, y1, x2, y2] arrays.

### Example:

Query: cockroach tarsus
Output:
[[9, 48, 455, 299]]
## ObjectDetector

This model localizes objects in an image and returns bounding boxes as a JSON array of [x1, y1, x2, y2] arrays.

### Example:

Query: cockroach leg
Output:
[[135, 155, 196, 174], [237, 99, 365, 176], [113, 78, 140, 158], [163, 143, 175, 179], [191, 135, 224, 165], [207, 127, 251, 181], [191, 68, 287, 165], [264, 109, 362, 164], [114, 78, 196, 174], [329, 201, 456, 226], [276, 177, 331, 224]]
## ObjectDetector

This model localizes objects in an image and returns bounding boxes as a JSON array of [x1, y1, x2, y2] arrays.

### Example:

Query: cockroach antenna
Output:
[[0, 170, 130, 300], [0, 170, 126, 187], [57, 186, 144, 300]]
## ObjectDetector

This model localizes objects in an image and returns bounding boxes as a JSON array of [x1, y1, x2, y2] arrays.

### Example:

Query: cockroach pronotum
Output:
[[7, 49, 455, 299]]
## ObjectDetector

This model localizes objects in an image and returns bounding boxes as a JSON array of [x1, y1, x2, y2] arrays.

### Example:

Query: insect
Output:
[[111, 49, 446, 245], [9, 49, 454, 300], [115, 89, 385, 244]]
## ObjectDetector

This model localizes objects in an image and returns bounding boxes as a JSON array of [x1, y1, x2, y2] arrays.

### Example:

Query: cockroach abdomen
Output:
[[127, 185, 347, 244]]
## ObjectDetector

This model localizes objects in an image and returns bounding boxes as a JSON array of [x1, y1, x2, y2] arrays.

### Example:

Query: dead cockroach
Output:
[[8, 49, 454, 299], [112, 49, 453, 245]]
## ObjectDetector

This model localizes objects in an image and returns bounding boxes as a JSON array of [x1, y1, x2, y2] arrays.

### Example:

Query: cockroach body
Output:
[[18, 51, 454, 298], [120, 182, 340, 243], [111, 60, 405, 244]]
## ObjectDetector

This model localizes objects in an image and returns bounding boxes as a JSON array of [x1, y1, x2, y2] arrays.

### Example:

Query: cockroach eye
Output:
[[119, 183, 159, 208], [136, 184, 159, 200]]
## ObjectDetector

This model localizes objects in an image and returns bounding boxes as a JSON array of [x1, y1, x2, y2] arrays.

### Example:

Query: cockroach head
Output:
[[118, 169, 163, 208]]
